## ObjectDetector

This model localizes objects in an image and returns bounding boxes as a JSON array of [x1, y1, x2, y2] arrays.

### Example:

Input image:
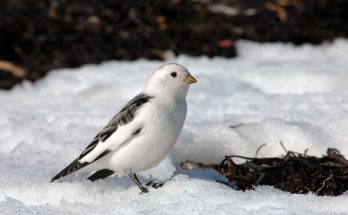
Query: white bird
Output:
[[51, 63, 197, 193]]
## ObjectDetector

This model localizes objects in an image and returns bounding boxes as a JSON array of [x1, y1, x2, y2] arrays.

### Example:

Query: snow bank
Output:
[[1, 39, 348, 214]]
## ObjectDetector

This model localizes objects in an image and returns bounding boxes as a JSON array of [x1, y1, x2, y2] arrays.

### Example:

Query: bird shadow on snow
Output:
[[134, 169, 231, 191], [51, 172, 135, 192], [172, 169, 229, 183], [56, 169, 232, 192]]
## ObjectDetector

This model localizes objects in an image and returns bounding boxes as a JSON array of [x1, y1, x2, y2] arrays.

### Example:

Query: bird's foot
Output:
[[139, 186, 149, 194], [146, 181, 164, 189]]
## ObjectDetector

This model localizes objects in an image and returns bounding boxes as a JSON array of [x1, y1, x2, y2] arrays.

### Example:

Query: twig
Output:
[[229, 123, 243, 129], [0, 60, 26, 77], [263, 2, 288, 22], [327, 148, 348, 168], [316, 174, 333, 195], [255, 143, 267, 158], [279, 140, 288, 153], [255, 173, 266, 186], [225, 155, 264, 160]]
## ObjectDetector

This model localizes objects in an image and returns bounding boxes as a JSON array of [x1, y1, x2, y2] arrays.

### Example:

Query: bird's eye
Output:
[[170, 72, 177, 78]]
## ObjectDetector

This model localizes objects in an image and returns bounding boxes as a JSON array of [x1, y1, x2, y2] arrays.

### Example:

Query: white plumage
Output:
[[51, 63, 196, 193]]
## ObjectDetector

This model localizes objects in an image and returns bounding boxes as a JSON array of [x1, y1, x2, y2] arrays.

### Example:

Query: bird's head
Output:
[[144, 63, 197, 99]]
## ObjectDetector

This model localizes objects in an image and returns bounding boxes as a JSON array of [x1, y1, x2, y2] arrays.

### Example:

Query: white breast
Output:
[[105, 96, 187, 173]]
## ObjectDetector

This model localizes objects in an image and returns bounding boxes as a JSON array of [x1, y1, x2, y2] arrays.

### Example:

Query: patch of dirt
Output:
[[1, 0, 348, 89]]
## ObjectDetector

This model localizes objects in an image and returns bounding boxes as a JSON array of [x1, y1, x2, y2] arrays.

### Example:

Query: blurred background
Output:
[[1, 0, 348, 89]]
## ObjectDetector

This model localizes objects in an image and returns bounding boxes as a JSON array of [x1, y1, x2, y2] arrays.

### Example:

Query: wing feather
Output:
[[51, 93, 153, 182], [88, 169, 115, 182]]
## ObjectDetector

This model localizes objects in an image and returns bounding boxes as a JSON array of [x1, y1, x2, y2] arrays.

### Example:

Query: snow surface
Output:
[[1, 39, 348, 214]]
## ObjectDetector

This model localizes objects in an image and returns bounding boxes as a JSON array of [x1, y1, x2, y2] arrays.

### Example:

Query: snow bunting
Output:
[[51, 63, 196, 193]]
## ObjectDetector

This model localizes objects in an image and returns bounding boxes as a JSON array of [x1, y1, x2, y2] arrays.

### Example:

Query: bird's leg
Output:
[[128, 173, 148, 193]]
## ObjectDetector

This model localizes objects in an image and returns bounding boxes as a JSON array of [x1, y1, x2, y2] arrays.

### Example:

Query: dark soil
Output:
[[181, 148, 348, 196], [1, 0, 348, 89]]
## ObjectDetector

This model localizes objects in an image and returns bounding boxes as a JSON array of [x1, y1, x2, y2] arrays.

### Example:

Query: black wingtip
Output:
[[50, 175, 58, 183], [50, 159, 89, 183], [50, 171, 63, 183]]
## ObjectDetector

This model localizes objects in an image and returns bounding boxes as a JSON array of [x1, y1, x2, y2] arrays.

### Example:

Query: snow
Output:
[[1, 39, 348, 214]]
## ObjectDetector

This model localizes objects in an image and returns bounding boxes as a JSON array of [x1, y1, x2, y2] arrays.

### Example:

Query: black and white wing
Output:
[[51, 93, 153, 182]]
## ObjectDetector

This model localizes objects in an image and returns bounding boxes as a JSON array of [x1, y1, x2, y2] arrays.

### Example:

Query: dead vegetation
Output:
[[181, 147, 348, 196]]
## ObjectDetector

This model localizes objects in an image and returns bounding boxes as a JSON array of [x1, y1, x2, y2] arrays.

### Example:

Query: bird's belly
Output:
[[100, 98, 187, 174], [108, 122, 180, 173]]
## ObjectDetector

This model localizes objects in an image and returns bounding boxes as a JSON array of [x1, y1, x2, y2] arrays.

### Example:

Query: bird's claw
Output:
[[151, 182, 164, 189], [146, 181, 164, 189]]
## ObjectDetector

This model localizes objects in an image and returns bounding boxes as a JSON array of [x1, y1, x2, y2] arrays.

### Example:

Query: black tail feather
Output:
[[88, 169, 115, 182], [51, 158, 89, 182]]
